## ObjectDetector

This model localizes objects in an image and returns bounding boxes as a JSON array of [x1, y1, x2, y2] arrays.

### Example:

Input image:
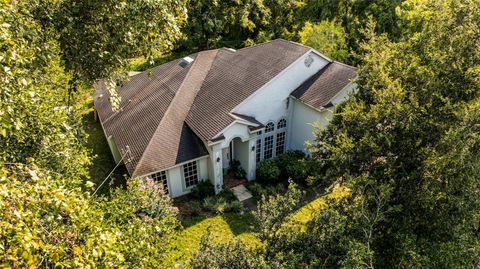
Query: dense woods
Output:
[[1, 0, 479, 268]]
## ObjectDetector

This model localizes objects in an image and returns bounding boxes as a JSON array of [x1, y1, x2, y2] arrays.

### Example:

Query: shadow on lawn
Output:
[[81, 98, 127, 195], [180, 211, 258, 236]]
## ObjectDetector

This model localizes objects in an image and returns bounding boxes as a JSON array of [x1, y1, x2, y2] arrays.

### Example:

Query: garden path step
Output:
[[231, 184, 253, 202]]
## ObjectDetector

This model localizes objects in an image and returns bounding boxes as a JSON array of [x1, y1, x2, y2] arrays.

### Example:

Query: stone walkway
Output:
[[231, 184, 253, 201], [231, 184, 257, 211]]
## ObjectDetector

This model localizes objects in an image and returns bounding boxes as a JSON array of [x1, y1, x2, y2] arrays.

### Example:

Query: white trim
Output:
[[289, 95, 326, 113], [309, 48, 333, 63], [137, 155, 209, 179], [210, 118, 259, 142], [181, 160, 201, 191], [229, 113, 261, 127]]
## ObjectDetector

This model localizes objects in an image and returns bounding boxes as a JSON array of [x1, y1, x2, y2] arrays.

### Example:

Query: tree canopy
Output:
[[1, 0, 186, 267]]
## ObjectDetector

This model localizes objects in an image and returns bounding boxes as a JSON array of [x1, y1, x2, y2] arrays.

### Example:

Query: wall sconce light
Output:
[[251, 146, 255, 152], [216, 157, 221, 162]]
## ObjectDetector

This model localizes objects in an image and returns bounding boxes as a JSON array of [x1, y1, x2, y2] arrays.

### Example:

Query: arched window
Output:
[[277, 118, 287, 129], [265, 122, 275, 133]]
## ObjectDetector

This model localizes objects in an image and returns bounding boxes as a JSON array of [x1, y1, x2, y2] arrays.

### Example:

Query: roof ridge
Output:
[[332, 60, 358, 70], [132, 49, 218, 177]]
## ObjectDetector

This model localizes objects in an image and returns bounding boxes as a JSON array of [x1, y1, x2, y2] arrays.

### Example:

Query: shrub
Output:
[[191, 180, 215, 199], [201, 196, 218, 212], [235, 167, 247, 178], [226, 200, 243, 212], [245, 182, 286, 199], [201, 193, 243, 214], [202, 197, 229, 214], [286, 159, 311, 185], [229, 159, 241, 173], [219, 188, 237, 202], [245, 182, 265, 197], [256, 159, 280, 183], [276, 150, 306, 179], [189, 200, 202, 216]]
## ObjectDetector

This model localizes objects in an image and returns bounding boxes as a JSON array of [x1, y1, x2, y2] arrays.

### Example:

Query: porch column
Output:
[[246, 138, 257, 180], [209, 143, 224, 194]]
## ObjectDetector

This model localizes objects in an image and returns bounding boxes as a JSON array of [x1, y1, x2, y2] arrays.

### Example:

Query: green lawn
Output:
[[77, 91, 127, 194], [162, 212, 260, 268], [160, 195, 327, 267]]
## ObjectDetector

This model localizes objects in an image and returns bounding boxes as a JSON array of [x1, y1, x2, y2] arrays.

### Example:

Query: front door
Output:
[[221, 141, 234, 169]]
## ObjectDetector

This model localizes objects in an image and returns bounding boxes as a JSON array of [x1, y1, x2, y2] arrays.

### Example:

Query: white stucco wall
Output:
[[233, 51, 329, 124], [149, 157, 209, 198], [289, 99, 333, 152], [217, 122, 252, 147], [288, 83, 357, 153], [233, 138, 250, 174]]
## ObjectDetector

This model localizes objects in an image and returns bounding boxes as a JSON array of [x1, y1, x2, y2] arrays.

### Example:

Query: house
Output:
[[93, 39, 357, 197]]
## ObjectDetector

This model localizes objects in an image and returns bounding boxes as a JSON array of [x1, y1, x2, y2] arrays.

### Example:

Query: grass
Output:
[[292, 196, 326, 230], [161, 189, 329, 268], [162, 212, 260, 268], [77, 90, 127, 195]]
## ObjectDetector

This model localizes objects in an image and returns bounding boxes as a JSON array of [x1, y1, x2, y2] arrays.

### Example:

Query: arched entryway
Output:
[[222, 137, 249, 188]]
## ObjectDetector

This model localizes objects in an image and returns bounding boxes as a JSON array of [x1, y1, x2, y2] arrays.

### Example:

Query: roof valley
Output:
[[132, 50, 218, 177]]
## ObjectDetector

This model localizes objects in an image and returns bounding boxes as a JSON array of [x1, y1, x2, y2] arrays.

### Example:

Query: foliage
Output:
[[179, 0, 270, 49], [201, 190, 243, 214], [0, 164, 178, 268], [191, 231, 267, 269], [245, 182, 286, 199], [262, 0, 304, 40], [256, 159, 281, 182], [33, 0, 187, 82], [235, 167, 247, 178], [191, 180, 215, 199], [299, 20, 348, 61], [308, 0, 480, 267], [0, 1, 90, 178], [180, 0, 309, 49], [0, 2, 187, 267], [192, 182, 304, 268], [302, 0, 404, 59], [254, 181, 304, 241], [275, 150, 309, 182]]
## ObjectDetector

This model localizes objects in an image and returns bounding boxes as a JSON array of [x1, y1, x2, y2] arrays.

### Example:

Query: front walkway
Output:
[[231, 185, 252, 201], [231, 184, 257, 211]]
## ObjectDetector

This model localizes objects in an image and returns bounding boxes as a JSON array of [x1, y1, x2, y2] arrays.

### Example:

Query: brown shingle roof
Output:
[[291, 62, 357, 109], [185, 39, 310, 142], [93, 55, 202, 174], [132, 50, 217, 177]]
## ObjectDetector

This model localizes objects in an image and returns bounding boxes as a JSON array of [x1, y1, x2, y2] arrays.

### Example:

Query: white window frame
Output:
[[182, 160, 200, 190], [257, 118, 289, 162]]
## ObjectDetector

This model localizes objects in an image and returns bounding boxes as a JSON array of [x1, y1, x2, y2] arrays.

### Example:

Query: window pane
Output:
[[150, 171, 168, 194], [256, 139, 262, 163], [265, 122, 275, 133], [183, 161, 199, 188], [276, 132, 286, 155], [264, 135, 274, 159], [277, 119, 287, 129]]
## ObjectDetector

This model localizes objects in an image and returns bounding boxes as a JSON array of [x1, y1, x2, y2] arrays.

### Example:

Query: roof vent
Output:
[[226, 48, 236, 52], [179, 56, 194, 68]]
